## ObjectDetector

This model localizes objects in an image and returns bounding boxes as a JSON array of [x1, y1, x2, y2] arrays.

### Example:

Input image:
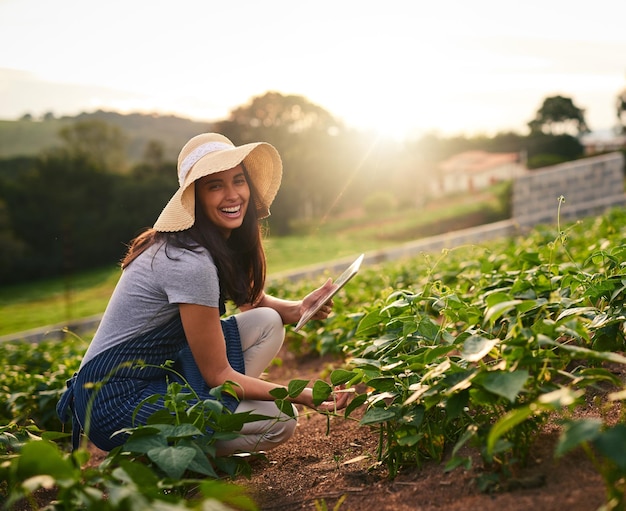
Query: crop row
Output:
[[2, 203, 626, 509]]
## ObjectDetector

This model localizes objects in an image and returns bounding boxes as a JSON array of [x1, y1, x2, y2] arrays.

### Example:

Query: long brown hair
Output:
[[121, 170, 267, 307]]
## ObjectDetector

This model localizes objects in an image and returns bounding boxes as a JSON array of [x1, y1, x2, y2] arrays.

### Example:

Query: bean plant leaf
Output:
[[461, 335, 498, 362], [269, 387, 289, 399], [486, 405, 536, 456], [287, 379, 309, 398], [345, 392, 368, 418], [169, 424, 204, 438], [115, 460, 161, 488], [594, 424, 626, 471], [197, 479, 259, 510], [356, 310, 387, 337], [16, 440, 77, 481], [183, 447, 219, 478], [219, 411, 272, 430], [123, 433, 168, 454], [368, 377, 397, 393], [360, 406, 398, 426], [274, 399, 296, 418], [539, 338, 626, 364], [330, 369, 357, 386], [484, 300, 523, 325], [312, 380, 332, 405], [556, 418, 602, 457], [147, 445, 196, 479], [481, 370, 529, 403]]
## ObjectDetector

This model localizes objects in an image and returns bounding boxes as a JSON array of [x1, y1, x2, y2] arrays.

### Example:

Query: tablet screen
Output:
[[294, 253, 364, 332]]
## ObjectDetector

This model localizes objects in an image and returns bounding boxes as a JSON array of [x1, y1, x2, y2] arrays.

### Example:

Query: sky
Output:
[[1, 0, 626, 140]]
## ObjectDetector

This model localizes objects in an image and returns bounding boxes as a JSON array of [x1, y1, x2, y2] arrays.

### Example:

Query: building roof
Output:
[[439, 150, 520, 175]]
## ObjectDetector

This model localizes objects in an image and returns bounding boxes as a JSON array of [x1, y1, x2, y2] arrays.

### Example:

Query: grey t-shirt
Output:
[[80, 241, 220, 368]]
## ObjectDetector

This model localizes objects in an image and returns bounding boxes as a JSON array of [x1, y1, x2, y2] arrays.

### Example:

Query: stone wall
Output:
[[512, 152, 626, 227]]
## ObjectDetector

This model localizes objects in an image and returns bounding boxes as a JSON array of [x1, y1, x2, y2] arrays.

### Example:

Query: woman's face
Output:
[[195, 165, 250, 237]]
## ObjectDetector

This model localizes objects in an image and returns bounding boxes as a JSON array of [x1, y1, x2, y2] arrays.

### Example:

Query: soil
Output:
[[237, 346, 618, 511], [14, 345, 620, 511]]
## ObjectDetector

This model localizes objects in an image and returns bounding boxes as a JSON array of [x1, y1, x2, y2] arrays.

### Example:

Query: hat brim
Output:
[[153, 142, 282, 232]]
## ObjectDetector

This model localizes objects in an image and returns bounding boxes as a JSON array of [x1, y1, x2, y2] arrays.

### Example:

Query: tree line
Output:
[[0, 91, 597, 285]]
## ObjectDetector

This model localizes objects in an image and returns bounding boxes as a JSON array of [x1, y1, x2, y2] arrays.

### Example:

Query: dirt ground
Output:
[[15, 345, 617, 511], [240, 346, 615, 511]]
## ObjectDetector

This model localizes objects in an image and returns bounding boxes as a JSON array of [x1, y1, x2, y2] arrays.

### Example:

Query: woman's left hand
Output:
[[301, 278, 336, 320], [315, 386, 351, 412]]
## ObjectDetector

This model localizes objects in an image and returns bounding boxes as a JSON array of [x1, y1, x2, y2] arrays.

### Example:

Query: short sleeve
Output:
[[153, 245, 220, 308]]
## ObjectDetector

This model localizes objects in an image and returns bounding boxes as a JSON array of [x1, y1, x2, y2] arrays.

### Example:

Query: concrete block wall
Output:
[[512, 152, 626, 227]]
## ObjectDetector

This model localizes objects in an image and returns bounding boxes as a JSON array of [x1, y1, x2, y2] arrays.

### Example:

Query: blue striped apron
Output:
[[56, 314, 244, 451]]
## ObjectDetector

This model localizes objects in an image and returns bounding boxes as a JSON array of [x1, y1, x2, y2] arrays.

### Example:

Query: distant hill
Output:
[[0, 110, 217, 163]]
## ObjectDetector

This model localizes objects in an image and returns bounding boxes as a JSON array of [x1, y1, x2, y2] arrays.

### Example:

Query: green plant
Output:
[[556, 414, 626, 510], [314, 494, 347, 511], [0, 377, 262, 510], [336, 205, 626, 496], [0, 334, 85, 429]]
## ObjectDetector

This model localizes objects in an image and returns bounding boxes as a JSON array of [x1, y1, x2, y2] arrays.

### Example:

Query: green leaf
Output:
[[397, 434, 421, 447], [355, 310, 386, 338], [537, 387, 582, 407], [540, 338, 626, 364], [484, 300, 523, 325], [179, 441, 219, 478], [486, 405, 535, 456], [114, 460, 160, 488], [424, 344, 456, 364], [287, 379, 309, 398], [330, 369, 357, 386], [147, 445, 196, 479], [312, 380, 332, 406], [275, 399, 297, 418], [367, 377, 397, 393], [594, 424, 626, 472], [269, 387, 289, 399], [360, 407, 397, 426], [481, 370, 529, 403], [445, 390, 469, 419], [123, 433, 168, 454], [556, 419, 602, 457], [218, 411, 271, 430], [461, 335, 498, 362], [16, 440, 76, 481], [444, 456, 472, 472], [344, 393, 368, 418], [484, 291, 514, 307], [197, 480, 258, 511], [168, 423, 204, 438]]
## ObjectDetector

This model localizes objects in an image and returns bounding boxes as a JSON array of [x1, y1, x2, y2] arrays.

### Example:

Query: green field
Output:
[[0, 188, 504, 337]]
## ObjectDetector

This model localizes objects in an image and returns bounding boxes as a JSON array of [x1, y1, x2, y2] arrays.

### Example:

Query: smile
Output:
[[220, 205, 242, 216]]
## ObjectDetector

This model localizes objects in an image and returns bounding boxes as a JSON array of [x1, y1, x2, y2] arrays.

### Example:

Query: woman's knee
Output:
[[257, 307, 285, 341], [264, 406, 298, 446]]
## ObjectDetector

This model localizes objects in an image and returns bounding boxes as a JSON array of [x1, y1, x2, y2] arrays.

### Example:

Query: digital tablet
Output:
[[294, 253, 364, 332]]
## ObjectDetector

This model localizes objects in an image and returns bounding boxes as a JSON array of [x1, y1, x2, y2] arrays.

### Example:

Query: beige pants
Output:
[[214, 307, 298, 456]]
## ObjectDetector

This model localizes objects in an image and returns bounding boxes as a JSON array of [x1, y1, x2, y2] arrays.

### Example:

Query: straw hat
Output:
[[153, 133, 282, 232]]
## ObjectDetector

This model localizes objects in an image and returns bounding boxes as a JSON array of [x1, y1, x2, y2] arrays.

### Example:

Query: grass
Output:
[[0, 187, 506, 337]]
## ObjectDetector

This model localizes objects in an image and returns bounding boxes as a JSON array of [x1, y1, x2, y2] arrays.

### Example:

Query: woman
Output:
[[57, 133, 349, 455]]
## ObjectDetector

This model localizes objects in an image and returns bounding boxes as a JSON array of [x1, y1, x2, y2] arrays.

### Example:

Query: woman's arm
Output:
[[179, 302, 348, 410], [244, 278, 336, 325]]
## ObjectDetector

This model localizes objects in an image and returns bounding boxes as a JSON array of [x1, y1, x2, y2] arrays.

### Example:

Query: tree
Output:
[[142, 139, 165, 169], [221, 91, 342, 136], [214, 92, 351, 234], [528, 95, 590, 136], [57, 119, 128, 173]]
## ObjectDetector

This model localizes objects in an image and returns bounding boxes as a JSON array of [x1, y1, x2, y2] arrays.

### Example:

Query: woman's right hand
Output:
[[296, 385, 351, 412]]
